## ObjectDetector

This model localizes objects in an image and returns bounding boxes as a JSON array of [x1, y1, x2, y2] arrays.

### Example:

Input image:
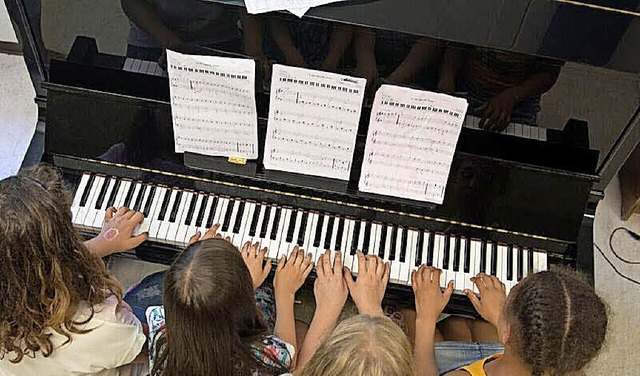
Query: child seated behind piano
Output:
[[409, 268, 608, 376], [0, 164, 149, 376], [145, 236, 314, 375]]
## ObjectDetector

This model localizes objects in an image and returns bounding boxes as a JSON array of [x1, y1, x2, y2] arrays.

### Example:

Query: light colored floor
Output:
[[1, 8, 640, 374]]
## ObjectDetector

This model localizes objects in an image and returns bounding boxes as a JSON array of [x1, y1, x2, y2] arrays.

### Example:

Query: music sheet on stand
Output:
[[264, 64, 366, 180], [359, 85, 468, 204], [167, 50, 259, 159]]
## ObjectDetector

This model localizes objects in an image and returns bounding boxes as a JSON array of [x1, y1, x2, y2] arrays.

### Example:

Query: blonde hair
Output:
[[298, 315, 415, 376]]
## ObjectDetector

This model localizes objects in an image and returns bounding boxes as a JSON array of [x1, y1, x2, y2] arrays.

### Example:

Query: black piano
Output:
[[6, 0, 640, 316]]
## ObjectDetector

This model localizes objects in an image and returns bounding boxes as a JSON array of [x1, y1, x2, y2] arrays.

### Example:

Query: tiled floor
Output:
[[2, 16, 639, 375]]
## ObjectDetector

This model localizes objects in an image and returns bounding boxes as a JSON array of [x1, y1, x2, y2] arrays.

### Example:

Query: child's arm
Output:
[[437, 44, 468, 93], [120, 0, 182, 48], [343, 251, 389, 317], [297, 250, 348, 368], [321, 25, 355, 71], [412, 266, 455, 376], [84, 207, 147, 257], [274, 246, 314, 365]]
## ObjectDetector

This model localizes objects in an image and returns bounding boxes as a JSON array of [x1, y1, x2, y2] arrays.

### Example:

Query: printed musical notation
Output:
[[167, 50, 259, 159], [359, 85, 468, 204], [263, 64, 366, 180], [243, 0, 344, 17]]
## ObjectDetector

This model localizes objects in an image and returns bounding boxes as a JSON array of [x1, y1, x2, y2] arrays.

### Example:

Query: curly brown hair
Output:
[[505, 267, 608, 376], [0, 164, 123, 363]]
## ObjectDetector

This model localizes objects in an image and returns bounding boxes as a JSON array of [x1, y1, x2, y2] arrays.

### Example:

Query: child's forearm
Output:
[[414, 318, 439, 376], [275, 294, 298, 364], [297, 309, 340, 368]]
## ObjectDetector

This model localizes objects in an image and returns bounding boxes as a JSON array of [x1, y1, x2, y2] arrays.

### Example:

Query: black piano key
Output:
[[452, 236, 461, 271], [142, 186, 157, 217], [517, 247, 524, 281], [416, 231, 424, 266], [157, 190, 171, 221], [123, 182, 137, 209], [270, 207, 282, 240], [399, 228, 408, 262], [248, 204, 261, 237], [479, 241, 487, 273], [285, 210, 297, 242], [506, 245, 514, 281], [168, 191, 183, 223], [259, 206, 272, 238], [426, 232, 435, 266], [184, 193, 198, 226], [378, 227, 387, 258], [313, 215, 325, 247], [442, 236, 451, 269], [490, 243, 498, 276], [389, 226, 398, 261], [195, 195, 209, 227], [350, 221, 361, 255], [205, 196, 219, 229], [324, 216, 335, 250], [463, 238, 471, 273], [297, 212, 309, 246], [528, 248, 534, 272], [132, 184, 147, 212], [232, 201, 245, 233], [221, 200, 235, 232], [334, 217, 344, 251], [362, 222, 372, 255], [93, 178, 110, 210], [79, 174, 95, 207], [105, 178, 121, 208]]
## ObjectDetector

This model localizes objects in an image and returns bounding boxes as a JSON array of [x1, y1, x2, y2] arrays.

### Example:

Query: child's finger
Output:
[[276, 255, 286, 272], [465, 289, 482, 312], [126, 232, 148, 249], [104, 207, 116, 221], [242, 241, 250, 255], [303, 261, 314, 278], [316, 253, 326, 278], [322, 250, 332, 274], [262, 259, 272, 279], [188, 231, 201, 245], [334, 251, 342, 272], [383, 262, 390, 285], [356, 251, 366, 272], [443, 280, 455, 301], [343, 267, 355, 290], [258, 247, 268, 262]]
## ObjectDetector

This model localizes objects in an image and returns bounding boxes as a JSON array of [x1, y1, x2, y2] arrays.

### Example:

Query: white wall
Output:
[[0, 0, 18, 43]]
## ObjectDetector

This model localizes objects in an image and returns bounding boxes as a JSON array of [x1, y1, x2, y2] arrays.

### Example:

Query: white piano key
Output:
[[510, 246, 519, 292], [497, 244, 508, 284], [182, 193, 203, 242], [515, 124, 524, 138], [237, 202, 256, 247], [342, 219, 356, 272], [504, 124, 517, 135], [522, 124, 532, 139], [470, 240, 481, 293], [213, 198, 229, 232], [352, 221, 367, 274], [421, 231, 430, 267], [139, 60, 150, 74], [522, 248, 530, 279], [275, 209, 292, 259], [329, 216, 340, 251], [131, 58, 142, 72], [168, 192, 191, 245], [153, 63, 164, 76], [444, 237, 456, 288], [91, 177, 116, 228], [71, 173, 91, 220], [485, 242, 493, 277], [315, 215, 330, 263], [251, 204, 266, 244], [406, 230, 418, 285], [83, 176, 107, 229], [148, 187, 168, 241], [389, 228, 403, 283], [456, 237, 468, 291], [539, 128, 547, 142], [132, 184, 154, 236], [290, 210, 304, 249], [113, 180, 131, 209], [265, 207, 279, 259], [157, 189, 178, 243], [381, 225, 393, 262], [302, 212, 318, 254], [123, 58, 134, 72], [434, 234, 444, 270], [371, 223, 382, 257], [221, 200, 240, 239]]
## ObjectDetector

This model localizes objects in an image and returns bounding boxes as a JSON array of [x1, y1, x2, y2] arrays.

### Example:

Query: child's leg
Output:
[[123, 270, 166, 324], [470, 319, 499, 343], [387, 37, 443, 85], [438, 316, 473, 342]]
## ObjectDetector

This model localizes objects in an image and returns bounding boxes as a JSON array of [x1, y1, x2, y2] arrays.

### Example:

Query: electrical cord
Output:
[[593, 227, 640, 285]]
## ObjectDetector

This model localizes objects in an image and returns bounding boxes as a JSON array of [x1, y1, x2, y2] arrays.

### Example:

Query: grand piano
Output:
[[5, 0, 640, 316]]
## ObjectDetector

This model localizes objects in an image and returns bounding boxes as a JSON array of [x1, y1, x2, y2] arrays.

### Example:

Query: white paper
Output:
[[359, 85, 468, 204], [167, 50, 259, 159], [264, 64, 366, 180], [244, 0, 344, 16]]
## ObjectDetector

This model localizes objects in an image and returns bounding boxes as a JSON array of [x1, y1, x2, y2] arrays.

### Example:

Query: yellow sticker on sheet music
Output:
[[228, 157, 247, 165]]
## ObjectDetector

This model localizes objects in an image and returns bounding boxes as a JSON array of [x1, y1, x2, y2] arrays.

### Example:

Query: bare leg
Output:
[[437, 45, 467, 93], [387, 37, 443, 85], [438, 316, 473, 342], [321, 25, 355, 72], [401, 308, 443, 347], [470, 319, 499, 343]]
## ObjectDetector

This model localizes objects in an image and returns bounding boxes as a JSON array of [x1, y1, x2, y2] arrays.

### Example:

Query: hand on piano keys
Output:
[[240, 240, 272, 291], [84, 205, 148, 257], [464, 273, 507, 327], [412, 265, 455, 323], [274, 246, 314, 300], [344, 251, 390, 317]]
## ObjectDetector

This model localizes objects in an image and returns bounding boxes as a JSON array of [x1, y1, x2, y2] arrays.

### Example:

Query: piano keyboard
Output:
[[122, 57, 168, 77], [72, 172, 548, 294], [463, 115, 547, 142]]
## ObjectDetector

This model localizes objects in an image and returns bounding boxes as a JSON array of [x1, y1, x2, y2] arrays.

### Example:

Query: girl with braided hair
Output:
[[416, 268, 608, 376]]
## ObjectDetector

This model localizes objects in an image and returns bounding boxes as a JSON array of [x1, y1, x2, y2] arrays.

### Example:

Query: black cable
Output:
[[608, 227, 640, 264], [593, 243, 640, 286]]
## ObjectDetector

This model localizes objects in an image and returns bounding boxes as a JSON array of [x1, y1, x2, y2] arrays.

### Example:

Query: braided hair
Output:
[[505, 268, 608, 376]]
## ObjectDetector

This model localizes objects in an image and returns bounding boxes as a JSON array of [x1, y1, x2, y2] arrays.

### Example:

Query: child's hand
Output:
[[89, 207, 148, 256], [412, 265, 454, 323], [241, 241, 272, 290], [274, 246, 314, 301], [465, 273, 506, 327], [344, 251, 389, 316], [188, 224, 222, 245], [314, 250, 348, 317]]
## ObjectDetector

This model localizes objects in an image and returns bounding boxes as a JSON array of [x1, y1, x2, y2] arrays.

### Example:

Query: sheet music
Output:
[[244, 0, 343, 16], [167, 50, 259, 159], [264, 64, 366, 180], [359, 85, 468, 204]]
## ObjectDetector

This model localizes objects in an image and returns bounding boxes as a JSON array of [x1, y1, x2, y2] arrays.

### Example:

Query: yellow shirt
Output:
[[459, 353, 503, 376]]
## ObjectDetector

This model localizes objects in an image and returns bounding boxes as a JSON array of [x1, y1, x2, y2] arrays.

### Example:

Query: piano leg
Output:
[[576, 214, 595, 286]]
